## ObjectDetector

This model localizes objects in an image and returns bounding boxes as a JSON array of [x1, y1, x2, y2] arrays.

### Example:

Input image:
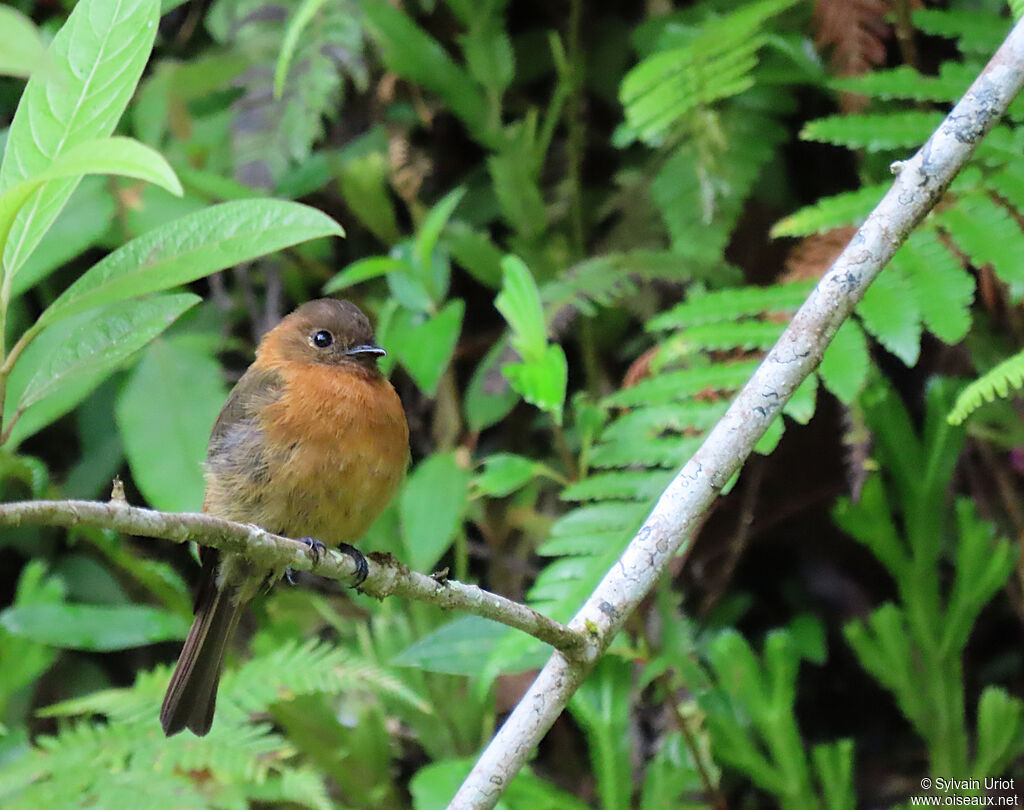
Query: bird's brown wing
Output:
[[202, 364, 286, 523], [208, 364, 286, 447]]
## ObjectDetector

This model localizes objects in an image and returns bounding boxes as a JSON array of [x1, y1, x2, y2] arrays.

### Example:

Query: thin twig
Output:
[[0, 498, 587, 656], [449, 18, 1024, 810]]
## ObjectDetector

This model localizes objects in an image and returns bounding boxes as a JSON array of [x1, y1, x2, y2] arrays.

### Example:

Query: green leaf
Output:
[[0, 136, 182, 287], [568, 657, 633, 810], [400, 451, 471, 572], [857, 266, 922, 366], [973, 687, 1024, 779], [911, 8, 1009, 55], [4, 294, 199, 447], [11, 177, 115, 297], [0, 603, 188, 651], [619, 0, 797, 145], [487, 143, 546, 240], [892, 229, 973, 345], [784, 374, 817, 425], [503, 343, 568, 424], [800, 111, 943, 152], [818, 319, 869, 404], [812, 740, 855, 810], [386, 299, 464, 396], [937, 193, 1024, 286], [392, 616, 514, 675], [0, 7, 48, 79], [0, 562, 63, 708], [274, 0, 331, 99], [38, 200, 343, 329], [410, 758, 591, 810], [414, 187, 466, 277], [496, 255, 547, 358], [446, 223, 504, 288], [648, 282, 812, 331], [464, 337, 519, 432], [362, 1, 492, 146], [0, 0, 159, 278], [771, 184, 887, 238], [474, 453, 552, 497], [335, 151, 401, 245], [324, 256, 410, 293], [461, 17, 515, 98], [116, 335, 228, 513]]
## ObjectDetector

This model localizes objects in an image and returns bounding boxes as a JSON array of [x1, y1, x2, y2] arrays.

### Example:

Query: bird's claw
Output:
[[338, 542, 369, 588], [299, 537, 327, 566]]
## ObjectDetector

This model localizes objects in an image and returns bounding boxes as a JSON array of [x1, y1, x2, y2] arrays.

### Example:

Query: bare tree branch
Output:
[[449, 17, 1024, 810], [0, 498, 586, 655]]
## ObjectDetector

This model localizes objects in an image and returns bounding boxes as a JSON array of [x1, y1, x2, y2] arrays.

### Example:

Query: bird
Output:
[[160, 298, 409, 737]]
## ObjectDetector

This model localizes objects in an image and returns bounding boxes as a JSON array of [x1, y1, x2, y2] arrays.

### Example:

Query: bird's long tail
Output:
[[160, 565, 243, 737]]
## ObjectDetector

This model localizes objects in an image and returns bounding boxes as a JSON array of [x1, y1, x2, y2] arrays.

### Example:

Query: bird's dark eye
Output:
[[312, 329, 334, 348]]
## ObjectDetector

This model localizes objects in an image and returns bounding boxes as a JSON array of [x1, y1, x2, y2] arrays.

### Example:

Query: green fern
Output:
[[771, 183, 888, 238], [911, 8, 1010, 55], [619, 0, 799, 146], [1, 639, 418, 809], [948, 351, 1024, 425], [800, 110, 944, 152]]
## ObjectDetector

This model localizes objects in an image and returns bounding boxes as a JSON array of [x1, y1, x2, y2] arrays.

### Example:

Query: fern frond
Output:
[[224, 637, 429, 716], [561, 469, 675, 502], [620, 0, 798, 145], [936, 193, 1024, 286], [819, 319, 870, 403], [604, 362, 760, 408], [989, 163, 1024, 212], [800, 111, 944, 152], [588, 435, 703, 470], [771, 183, 888, 238], [831, 62, 976, 103], [948, 352, 1024, 425], [652, 99, 788, 258], [648, 283, 812, 330], [857, 263, 923, 366], [541, 251, 697, 316], [911, 9, 1010, 55], [659, 321, 786, 354], [601, 402, 730, 443], [891, 229, 974, 345]]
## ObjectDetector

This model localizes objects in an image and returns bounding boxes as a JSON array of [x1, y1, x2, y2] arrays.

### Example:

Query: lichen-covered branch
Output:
[[449, 17, 1024, 810], [0, 498, 586, 655]]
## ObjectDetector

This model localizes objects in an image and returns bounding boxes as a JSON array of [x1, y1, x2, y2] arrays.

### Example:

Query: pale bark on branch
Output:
[[0, 498, 586, 654], [449, 17, 1024, 810]]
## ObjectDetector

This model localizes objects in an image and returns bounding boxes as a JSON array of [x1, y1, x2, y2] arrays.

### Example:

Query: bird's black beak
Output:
[[346, 343, 386, 358]]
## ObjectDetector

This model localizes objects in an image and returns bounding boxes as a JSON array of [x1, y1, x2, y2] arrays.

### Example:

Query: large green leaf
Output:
[[11, 178, 116, 297], [38, 200, 343, 329], [3, 294, 199, 447], [392, 616, 513, 675], [399, 451, 471, 573], [0, 137, 182, 281], [116, 335, 227, 513], [0, 0, 159, 278], [386, 299, 464, 396], [0, 603, 188, 651], [0, 7, 48, 79]]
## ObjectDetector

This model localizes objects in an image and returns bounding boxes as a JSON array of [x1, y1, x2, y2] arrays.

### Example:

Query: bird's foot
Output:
[[298, 536, 328, 566], [337, 543, 369, 588]]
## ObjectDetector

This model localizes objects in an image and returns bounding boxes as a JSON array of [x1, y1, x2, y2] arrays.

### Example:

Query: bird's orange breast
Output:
[[254, 362, 409, 545]]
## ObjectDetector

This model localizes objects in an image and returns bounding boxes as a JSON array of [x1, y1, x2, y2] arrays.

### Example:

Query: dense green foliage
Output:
[[1, 0, 1023, 808]]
